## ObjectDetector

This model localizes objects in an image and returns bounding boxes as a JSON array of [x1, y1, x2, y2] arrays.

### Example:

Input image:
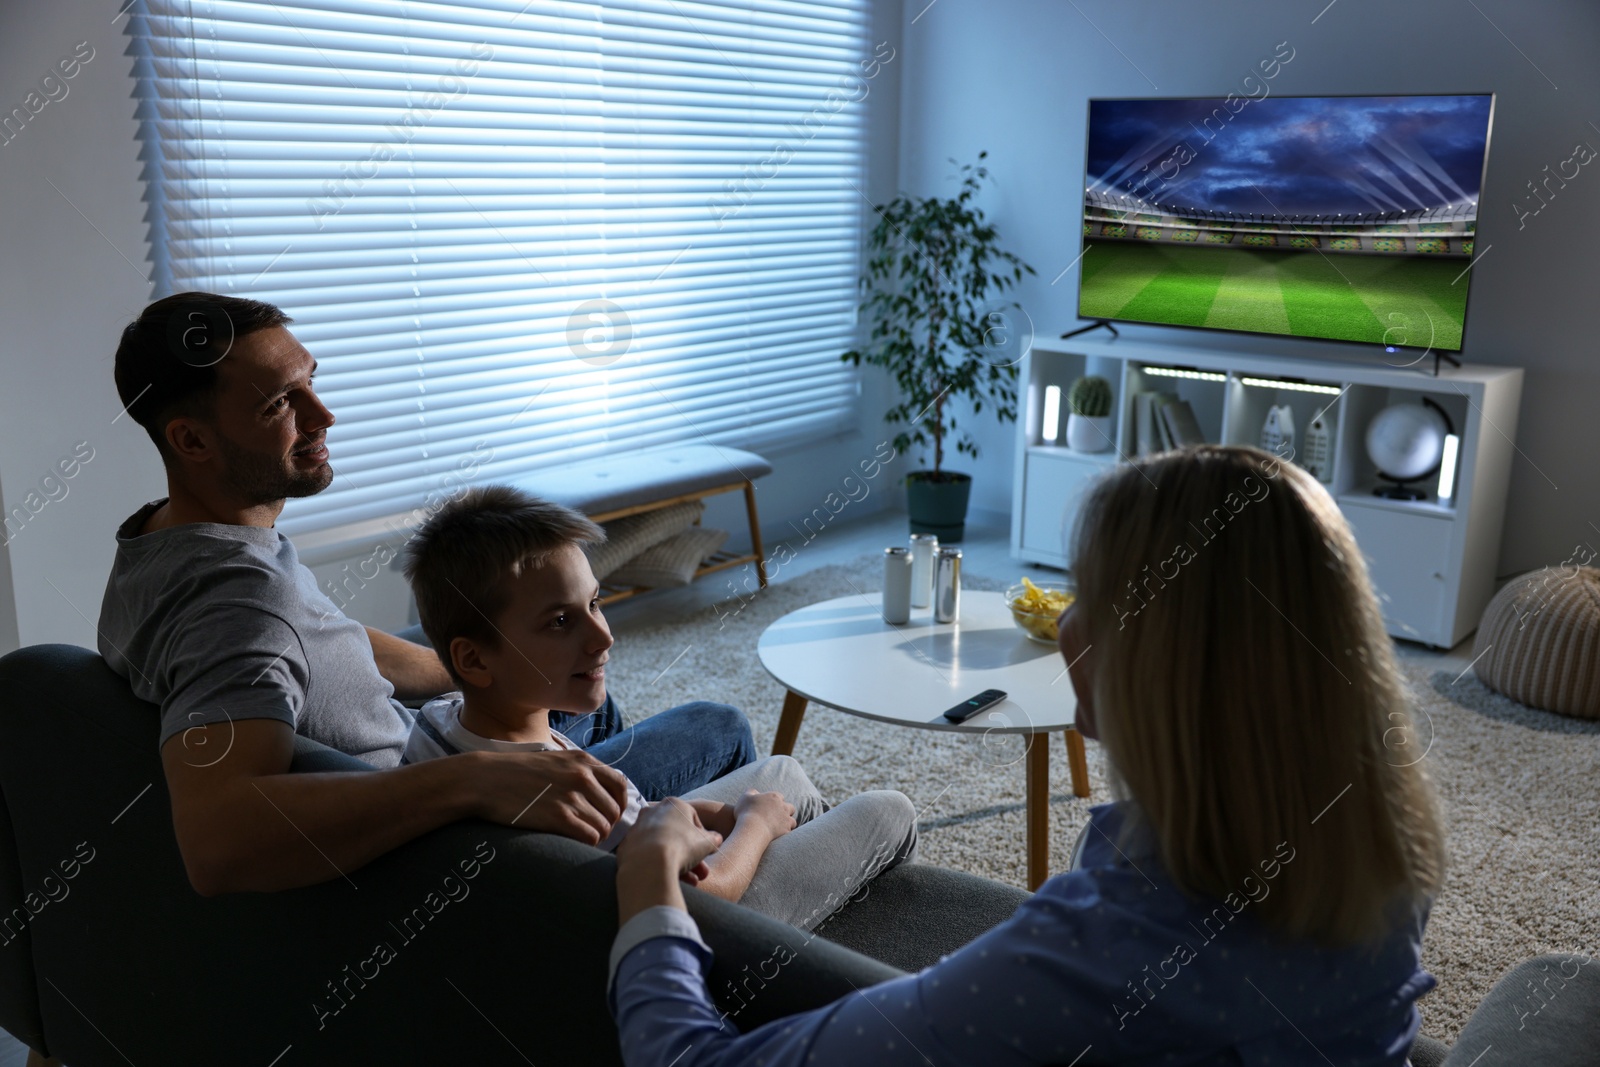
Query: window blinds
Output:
[[129, 0, 870, 539]]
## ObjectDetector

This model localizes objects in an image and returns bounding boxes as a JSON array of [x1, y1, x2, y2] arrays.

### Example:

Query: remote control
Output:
[[942, 689, 1008, 723]]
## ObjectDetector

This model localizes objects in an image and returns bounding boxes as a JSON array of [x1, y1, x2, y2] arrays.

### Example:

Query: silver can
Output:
[[909, 533, 939, 608], [933, 546, 962, 623], [882, 546, 912, 625]]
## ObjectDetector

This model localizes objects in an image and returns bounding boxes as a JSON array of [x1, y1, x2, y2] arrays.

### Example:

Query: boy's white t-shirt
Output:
[[401, 694, 646, 852]]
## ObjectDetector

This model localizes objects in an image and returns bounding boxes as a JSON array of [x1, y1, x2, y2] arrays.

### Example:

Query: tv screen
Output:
[[1079, 94, 1494, 352]]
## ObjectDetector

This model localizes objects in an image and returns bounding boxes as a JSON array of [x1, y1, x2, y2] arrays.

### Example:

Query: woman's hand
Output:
[[733, 789, 797, 842], [624, 798, 724, 875], [615, 799, 724, 924]]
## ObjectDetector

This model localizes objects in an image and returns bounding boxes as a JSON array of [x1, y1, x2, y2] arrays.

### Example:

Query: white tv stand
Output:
[[1010, 328, 1523, 649]]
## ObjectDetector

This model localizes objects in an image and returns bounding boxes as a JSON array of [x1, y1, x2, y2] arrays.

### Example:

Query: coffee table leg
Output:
[[772, 690, 807, 756], [1066, 728, 1090, 798], [1026, 731, 1048, 891]]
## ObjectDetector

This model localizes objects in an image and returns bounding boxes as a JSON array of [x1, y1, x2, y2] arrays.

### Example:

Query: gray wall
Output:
[[4, 0, 1590, 651], [895, 0, 1600, 576], [0, 2, 153, 654], [0, 0, 907, 648]]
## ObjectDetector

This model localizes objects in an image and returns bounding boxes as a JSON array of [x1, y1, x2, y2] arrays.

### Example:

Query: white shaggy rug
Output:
[[601, 553, 1600, 1043]]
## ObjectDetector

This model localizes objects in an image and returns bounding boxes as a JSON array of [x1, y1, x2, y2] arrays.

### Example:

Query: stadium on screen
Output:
[[1078, 95, 1492, 352]]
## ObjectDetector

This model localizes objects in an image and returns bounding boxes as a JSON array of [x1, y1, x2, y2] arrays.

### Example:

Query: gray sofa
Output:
[[0, 641, 1027, 1065], [2, 642, 1594, 1065]]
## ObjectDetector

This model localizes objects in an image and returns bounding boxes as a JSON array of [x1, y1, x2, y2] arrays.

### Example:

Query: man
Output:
[[98, 292, 754, 896]]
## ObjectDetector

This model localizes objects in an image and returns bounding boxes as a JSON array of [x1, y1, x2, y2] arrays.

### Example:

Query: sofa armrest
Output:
[[1441, 952, 1600, 1065], [811, 861, 1028, 972]]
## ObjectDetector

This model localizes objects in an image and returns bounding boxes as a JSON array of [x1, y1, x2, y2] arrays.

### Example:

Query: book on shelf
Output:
[[1132, 390, 1206, 454], [1133, 393, 1154, 455], [1133, 391, 1171, 454], [1158, 398, 1206, 448]]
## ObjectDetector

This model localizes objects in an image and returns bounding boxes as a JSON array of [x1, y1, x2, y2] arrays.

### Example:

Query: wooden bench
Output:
[[512, 444, 772, 604]]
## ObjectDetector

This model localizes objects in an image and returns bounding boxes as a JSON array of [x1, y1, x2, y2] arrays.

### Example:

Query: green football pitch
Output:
[[1077, 240, 1469, 350]]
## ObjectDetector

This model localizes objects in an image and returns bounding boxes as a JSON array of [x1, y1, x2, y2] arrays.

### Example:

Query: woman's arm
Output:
[[610, 802, 943, 1067]]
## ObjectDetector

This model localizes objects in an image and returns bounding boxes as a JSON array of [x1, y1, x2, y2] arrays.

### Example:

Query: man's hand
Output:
[[466, 748, 630, 846], [733, 789, 796, 842]]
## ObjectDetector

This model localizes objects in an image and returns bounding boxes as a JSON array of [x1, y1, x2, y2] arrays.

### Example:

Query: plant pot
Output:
[[1065, 413, 1114, 453], [906, 471, 973, 543]]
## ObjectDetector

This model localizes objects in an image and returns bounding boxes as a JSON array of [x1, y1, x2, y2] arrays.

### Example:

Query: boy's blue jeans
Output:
[[549, 695, 756, 801]]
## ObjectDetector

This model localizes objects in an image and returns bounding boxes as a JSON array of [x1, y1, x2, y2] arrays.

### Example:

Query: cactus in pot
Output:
[[1065, 374, 1114, 453], [1069, 375, 1112, 418]]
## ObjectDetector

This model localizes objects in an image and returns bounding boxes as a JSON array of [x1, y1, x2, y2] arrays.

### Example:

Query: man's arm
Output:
[[164, 718, 631, 896], [366, 625, 454, 700]]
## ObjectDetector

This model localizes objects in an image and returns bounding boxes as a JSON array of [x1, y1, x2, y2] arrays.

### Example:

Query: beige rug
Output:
[[601, 553, 1600, 1043]]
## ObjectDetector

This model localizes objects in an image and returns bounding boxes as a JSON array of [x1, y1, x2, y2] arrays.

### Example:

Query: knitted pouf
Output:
[[1472, 566, 1600, 718]]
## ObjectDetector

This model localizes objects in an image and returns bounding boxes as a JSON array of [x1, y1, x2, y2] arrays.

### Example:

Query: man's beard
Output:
[[214, 433, 333, 506]]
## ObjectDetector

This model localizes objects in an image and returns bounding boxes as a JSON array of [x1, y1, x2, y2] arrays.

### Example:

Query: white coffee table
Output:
[[758, 590, 1090, 890]]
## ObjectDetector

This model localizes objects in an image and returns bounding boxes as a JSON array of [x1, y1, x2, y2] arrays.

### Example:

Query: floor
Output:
[[2, 502, 1472, 1063]]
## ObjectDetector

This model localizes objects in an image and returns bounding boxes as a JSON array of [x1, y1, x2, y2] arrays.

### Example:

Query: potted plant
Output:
[[1065, 375, 1114, 452], [843, 153, 1036, 542]]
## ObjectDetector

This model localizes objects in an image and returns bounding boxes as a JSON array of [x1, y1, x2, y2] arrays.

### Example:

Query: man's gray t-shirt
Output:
[[98, 499, 414, 768]]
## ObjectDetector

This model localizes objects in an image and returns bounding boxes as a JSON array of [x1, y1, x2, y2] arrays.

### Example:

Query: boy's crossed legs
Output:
[[449, 695, 916, 930], [681, 755, 918, 931]]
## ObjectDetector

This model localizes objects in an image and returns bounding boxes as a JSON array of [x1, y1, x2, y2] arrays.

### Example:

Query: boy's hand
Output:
[[686, 799, 736, 837], [733, 789, 796, 842]]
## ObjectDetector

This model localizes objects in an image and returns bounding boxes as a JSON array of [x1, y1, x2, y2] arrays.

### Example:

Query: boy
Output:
[[398, 485, 917, 929]]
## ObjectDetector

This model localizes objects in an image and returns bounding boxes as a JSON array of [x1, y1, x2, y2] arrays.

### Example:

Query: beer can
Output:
[[909, 533, 939, 608], [882, 546, 912, 625], [934, 546, 962, 623]]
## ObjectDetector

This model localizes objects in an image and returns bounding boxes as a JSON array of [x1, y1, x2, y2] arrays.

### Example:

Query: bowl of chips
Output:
[[1006, 577, 1074, 644]]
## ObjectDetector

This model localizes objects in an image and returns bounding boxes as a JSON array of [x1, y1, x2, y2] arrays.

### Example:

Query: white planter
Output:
[[1065, 413, 1113, 453]]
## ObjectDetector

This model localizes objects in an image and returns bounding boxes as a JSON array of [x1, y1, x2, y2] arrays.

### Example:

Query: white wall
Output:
[[0, 2, 156, 653], [895, 0, 1600, 575], [0, 0, 908, 649]]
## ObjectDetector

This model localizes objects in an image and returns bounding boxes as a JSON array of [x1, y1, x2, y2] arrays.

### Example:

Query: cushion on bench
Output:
[[585, 500, 705, 579], [513, 444, 773, 516], [609, 526, 730, 588]]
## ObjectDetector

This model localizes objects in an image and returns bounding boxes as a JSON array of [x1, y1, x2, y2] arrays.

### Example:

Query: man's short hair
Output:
[[401, 485, 606, 688], [114, 292, 293, 466]]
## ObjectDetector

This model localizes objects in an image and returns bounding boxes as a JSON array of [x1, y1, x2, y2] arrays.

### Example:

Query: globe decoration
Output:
[[1366, 399, 1452, 500]]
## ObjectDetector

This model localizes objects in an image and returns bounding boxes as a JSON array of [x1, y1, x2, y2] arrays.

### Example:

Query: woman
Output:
[[609, 445, 1446, 1066]]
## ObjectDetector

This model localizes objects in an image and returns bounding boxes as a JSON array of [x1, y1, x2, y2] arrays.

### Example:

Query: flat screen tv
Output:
[[1078, 94, 1494, 353]]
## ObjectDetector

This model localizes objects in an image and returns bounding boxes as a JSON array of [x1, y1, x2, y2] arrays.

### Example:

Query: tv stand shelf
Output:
[[1011, 332, 1523, 648]]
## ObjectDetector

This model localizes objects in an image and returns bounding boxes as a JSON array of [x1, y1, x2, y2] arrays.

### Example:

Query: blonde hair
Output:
[[1069, 445, 1444, 946]]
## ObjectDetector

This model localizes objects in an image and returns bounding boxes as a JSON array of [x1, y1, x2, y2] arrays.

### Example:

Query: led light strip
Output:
[[1142, 365, 1227, 383], [1238, 376, 1344, 395], [1042, 384, 1062, 442], [1437, 433, 1460, 502]]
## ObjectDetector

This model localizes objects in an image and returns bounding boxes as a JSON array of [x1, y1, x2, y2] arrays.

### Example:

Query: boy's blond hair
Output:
[[401, 485, 604, 688], [1070, 445, 1445, 946]]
